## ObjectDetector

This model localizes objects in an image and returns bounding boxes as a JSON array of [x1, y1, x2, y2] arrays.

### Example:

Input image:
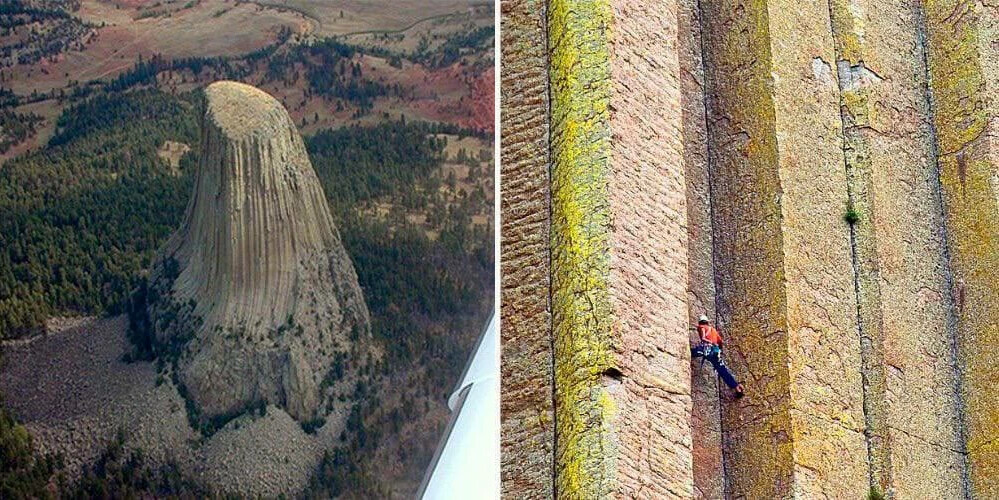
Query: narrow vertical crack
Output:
[[543, 0, 557, 493], [693, 0, 730, 494], [823, 0, 891, 495], [913, 4, 972, 498]]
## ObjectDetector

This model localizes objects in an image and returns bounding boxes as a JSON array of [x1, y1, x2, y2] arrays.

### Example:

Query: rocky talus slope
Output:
[[148, 80, 374, 423], [0, 316, 329, 496]]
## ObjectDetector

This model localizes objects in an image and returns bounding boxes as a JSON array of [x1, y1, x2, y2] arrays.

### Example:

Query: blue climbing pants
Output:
[[692, 343, 740, 389]]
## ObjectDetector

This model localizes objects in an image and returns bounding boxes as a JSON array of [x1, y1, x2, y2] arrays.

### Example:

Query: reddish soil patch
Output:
[[461, 66, 493, 132], [6, 0, 309, 95], [408, 63, 493, 133], [111, 0, 164, 8]]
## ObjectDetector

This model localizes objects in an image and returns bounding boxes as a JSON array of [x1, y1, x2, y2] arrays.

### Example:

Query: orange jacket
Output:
[[697, 324, 723, 346]]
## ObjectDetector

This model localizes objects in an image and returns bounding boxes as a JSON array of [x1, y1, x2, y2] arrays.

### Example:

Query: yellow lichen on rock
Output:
[[923, 1, 999, 497], [501, 0, 994, 497], [698, 0, 795, 497], [547, 0, 617, 497], [700, 0, 872, 497], [825, 1, 972, 498]]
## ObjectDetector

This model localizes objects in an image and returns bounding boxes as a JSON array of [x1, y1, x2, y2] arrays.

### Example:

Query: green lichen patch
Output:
[[923, 1, 999, 497], [547, 0, 617, 496]]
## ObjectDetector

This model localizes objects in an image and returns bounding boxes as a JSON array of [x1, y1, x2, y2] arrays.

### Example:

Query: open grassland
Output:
[[4, 0, 309, 96], [247, 0, 487, 37], [340, 5, 493, 54], [0, 0, 491, 163]]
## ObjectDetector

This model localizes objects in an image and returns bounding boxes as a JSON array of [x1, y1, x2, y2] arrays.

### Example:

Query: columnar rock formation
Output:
[[503, 0, 694, 496], [500, 0, 554, 497], [922, 2, 999, 496], [700, 2, 872, 498], [678, 2, 723, 497], [500, 0, 997, 498], [822, 0, 967, 496], [147, 81, 373, 423]]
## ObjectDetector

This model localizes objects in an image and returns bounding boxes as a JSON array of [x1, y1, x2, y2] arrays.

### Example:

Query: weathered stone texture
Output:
[[548, 0, 617, 495], [151, 81, 372, 423], [698, 1, 794, 496], [499, 0, 554, 497], [827, 4, 892, 493], [678, 0, 724, 498], [548, 0, 694, 496], [828, 1, 968, 498], [923, 1, 999, 497], [605, 0, 692, 497], [501, 0, 993, 497], [700, 1, 868, 497], [762, 3, 870, 498]]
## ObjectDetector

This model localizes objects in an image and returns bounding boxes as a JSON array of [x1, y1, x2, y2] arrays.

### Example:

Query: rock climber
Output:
[[691, 315, 745, 398]]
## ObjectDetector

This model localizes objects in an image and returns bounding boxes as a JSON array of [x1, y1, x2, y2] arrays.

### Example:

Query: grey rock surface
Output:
[[149, 80, 374, 422]]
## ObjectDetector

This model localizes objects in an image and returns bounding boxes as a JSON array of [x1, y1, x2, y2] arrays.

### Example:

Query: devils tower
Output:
[[144, 81, 373, 424]]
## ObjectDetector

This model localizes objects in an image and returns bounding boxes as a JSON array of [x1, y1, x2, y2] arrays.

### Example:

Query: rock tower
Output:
[[501, 0, 997, 498], [147, 81, 372, 423]]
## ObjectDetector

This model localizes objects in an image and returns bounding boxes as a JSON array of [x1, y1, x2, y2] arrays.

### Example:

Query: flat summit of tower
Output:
[[204, 81, 288, 139]]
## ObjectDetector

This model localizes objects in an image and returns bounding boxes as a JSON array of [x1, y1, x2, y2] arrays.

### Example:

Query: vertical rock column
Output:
[[548, 0, 693, 496], [678, 0, 725, 498], [499, 0, 554, 496], [699, 0, 869, 497], [922, 1, 999, 497], [152, 81, 372, 424], [827, 0, 969, 497]]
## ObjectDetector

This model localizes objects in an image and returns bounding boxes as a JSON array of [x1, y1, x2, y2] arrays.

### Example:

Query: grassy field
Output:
[[0, 99, 62, 163], [4, 0, 308, 96], [246, 0, 487, 37], [341, 6, 493, 54], [0, 0, 492, 164]]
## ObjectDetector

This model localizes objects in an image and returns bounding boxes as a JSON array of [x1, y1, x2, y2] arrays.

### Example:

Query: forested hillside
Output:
[[0, 90, 199, 338]]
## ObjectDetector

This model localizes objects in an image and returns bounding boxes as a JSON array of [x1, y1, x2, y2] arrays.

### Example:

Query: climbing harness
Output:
[[692, 341, 721, 367]]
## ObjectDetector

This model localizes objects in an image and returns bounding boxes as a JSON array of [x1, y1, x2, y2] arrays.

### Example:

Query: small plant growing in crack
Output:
[[844, 201, 861, 225], [868, 487, 886, 500]]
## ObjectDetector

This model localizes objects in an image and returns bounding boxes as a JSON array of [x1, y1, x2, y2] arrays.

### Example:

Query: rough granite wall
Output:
[[499, 0, 554, 496], [762, 12, 868, 497], [678, 0, 724, 498], [922, 1, 999, 497], [697, 0, 794, 495], [605, 0, 692, 497], [699, 0, 869, 497], [547, 0, 616, 494], [828, 1, 968, 497], [548, 0, 693, 496], [501, 0, 995, 497]]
